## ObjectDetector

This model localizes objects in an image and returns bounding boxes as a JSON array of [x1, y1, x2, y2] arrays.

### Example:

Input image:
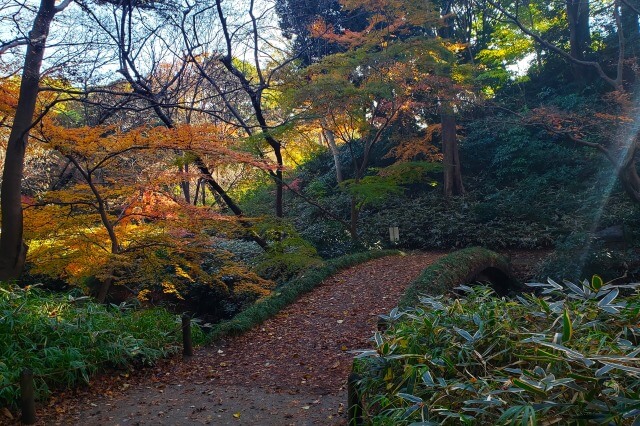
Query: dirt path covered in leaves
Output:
[[34, 252, 444, 425]]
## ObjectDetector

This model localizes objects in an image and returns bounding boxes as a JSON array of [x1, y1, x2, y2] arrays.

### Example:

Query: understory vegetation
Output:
[[352, 278, 640, 425], [0, 283, 206, 408]]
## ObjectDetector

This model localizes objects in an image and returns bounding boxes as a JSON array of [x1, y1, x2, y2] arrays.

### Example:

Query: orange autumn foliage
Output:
[[22, 117, 270, 298]]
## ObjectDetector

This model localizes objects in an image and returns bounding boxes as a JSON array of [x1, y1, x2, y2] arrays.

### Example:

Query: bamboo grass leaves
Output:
[[353, 278, 640, 425]]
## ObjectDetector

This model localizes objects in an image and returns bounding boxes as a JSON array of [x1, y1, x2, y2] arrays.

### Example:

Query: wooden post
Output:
[[20, 369, 36, 425], [182, 315, 193, 358]]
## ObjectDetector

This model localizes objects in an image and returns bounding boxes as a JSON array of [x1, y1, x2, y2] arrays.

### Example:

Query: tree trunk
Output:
[[96, 275, 114, 304], [323, 128, 343, 183], [180, 162, 191, 204], [441, 106, 465, 197], [566, 0, 591, 81], [193, 178, 201, 206], [192, 157, 268, 250], [0, 0, 57, 281], [275, 148, 284, 219], [621, 0, 639, 60]]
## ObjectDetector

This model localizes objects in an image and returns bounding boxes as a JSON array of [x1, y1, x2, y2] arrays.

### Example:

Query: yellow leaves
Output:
[[162, 281, 184, 300], [309, 18, 332, 39], [137, 289, 151, 302], [175, 265, 194, 282]]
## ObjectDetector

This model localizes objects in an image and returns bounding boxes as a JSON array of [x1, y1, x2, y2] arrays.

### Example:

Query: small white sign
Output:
[[389, 226, 399, 243]]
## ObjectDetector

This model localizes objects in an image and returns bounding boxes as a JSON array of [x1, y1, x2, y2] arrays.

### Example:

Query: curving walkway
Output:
[[36, 252, 443, 426]]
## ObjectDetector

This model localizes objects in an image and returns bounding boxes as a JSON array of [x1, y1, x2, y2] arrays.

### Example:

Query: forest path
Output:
[[40, 252, 445, 426]]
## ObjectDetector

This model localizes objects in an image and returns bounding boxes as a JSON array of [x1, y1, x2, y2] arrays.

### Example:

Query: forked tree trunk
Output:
[[0, 0, 58, 282]]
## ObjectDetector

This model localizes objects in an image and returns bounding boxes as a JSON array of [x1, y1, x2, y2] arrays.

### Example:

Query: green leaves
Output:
[[0, 284, 204, 408], [340, 175, 404, 209], [562, 309, 572, 343], [592, 274, 604, 291], [354, 280, 640, 425], [512, 378, 546, 396]]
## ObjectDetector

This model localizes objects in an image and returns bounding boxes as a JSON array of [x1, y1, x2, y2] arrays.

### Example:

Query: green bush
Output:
[[352, 277, 640, 425], [0, 284, 205, 408]]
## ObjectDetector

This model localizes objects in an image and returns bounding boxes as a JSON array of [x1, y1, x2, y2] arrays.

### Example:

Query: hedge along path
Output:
[[398, 246, 521, 307], [38, 252, 444, 426]]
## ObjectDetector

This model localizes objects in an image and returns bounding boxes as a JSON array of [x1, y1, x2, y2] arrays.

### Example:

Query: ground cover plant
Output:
[[351, 277, 640, 425], [0, 284, 205, 409]]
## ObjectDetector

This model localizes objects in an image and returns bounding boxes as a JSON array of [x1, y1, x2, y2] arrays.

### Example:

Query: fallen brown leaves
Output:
[[189, 252, 445, 395]]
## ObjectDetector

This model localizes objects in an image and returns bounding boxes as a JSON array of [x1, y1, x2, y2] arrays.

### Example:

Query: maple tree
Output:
[[23, 116, 275, 301]]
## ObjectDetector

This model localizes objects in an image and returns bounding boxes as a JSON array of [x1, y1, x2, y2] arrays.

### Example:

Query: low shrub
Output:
[[351, 277, 640, 425], [0, 284, 205, 408], [252, 222, 324, 283]]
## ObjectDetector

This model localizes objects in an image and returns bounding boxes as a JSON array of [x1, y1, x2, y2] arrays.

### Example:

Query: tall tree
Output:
[[0, 0, 72, 282], [179, 0, 303, 219], [566, 0, 591, 81], [295, 0, 458, 236], [439, 1, 465, 197]]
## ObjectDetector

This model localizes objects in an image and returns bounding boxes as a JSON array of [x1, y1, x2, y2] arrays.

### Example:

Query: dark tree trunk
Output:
[[566, 0, 591, 81], [275, 148, 284, 218], [180, 162, 191, 204], [193, 178, 202, 206], [621, 0, 639, 60], [96, 276, 114, 304], [0, 0, 58, 281], [441, 106, 465, 197], [192, 157, 268, 250]]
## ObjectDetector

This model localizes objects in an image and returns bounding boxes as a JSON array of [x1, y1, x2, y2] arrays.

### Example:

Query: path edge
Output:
[[207, 249, 403, 343]]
